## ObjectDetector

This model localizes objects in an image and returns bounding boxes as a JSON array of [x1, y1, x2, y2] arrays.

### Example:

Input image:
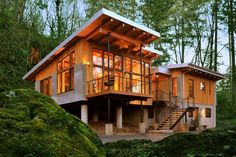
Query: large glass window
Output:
[[57, 52, 75, 94], [132, 59, 140, 74], [40, 77, 52, 96], [91, 49, 150, 94], [132, 75, 141, 93], [104, 52, 113, 68], [93, 49, 102, 66], [114, 55, 122, 70], [125, 57, 131, 72]]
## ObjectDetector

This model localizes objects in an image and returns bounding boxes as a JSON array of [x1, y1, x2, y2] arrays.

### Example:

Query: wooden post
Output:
[[107, 32, 111, 90], [108, 97, 111, 122], [140, 44, 144, 123]]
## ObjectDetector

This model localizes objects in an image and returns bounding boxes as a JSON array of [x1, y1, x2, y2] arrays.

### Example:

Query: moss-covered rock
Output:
[[0, 89, 105, 157]]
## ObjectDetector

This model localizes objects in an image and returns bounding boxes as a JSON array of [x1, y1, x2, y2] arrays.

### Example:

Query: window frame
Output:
[[40, 76, 52, 96], [200, 82, 206, 94], [189, 79, 194, 98], [57, 51, 75, 94], [205, 108, 211, 118]]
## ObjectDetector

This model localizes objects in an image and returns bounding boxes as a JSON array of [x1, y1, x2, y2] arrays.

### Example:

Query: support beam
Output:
[[99, 27, 141, 47], [81, 104, 88, 124]]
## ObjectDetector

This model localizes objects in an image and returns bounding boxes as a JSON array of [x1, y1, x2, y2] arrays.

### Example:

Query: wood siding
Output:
[[184, 73, 215, 105]]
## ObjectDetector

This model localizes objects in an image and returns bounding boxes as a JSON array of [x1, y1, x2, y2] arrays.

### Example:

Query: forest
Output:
[[0, 0, 235, 115]]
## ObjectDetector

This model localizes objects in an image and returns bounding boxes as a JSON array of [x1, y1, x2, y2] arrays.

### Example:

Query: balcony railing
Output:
[[86, 75, 151, 96]]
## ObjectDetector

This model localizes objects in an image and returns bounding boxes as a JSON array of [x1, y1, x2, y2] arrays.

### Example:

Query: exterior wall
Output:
[[184, 73, 215, 105], [51, 64, 87, 105], [35, 39, 91, 105], [186, 104, 216, 128]]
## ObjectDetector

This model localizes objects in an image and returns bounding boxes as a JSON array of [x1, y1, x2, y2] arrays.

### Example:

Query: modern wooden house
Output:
[[23, 9, 224, 135]]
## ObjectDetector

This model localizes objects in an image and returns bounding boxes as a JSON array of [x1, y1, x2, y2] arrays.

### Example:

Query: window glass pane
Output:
[[40, 78, 51, 96], [200, 82, 206, 93], [189, 79, 194, 98], [125, 57, 131, 72], [62, 70, 70, 92], [114, 72, 123, 91], [104, 52, 113, 68], [93, 49, 102, 66], [132, 75, 141, 93], [93, 67, 103, 79], [172, 77, 177, 97], [57, 74, 61, 94], [145, 63, 150, 75], [114, 55, 122, 70], [205, 108, 211, 118], [62, 56, 70, 70], [132, 59, 140, 74], [124, 73, 131, 92], [71, 53, 75, 66]]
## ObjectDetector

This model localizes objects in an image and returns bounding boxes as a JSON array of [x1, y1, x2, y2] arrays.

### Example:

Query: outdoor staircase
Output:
[[158, 108, 187, 130], [154, 90, 195, 130]]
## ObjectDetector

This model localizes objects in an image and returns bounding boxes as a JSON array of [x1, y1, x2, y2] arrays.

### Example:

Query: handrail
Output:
[[86, 75, 151, 95], [170, 107, 192, 130], [155, 89, 196, 129]]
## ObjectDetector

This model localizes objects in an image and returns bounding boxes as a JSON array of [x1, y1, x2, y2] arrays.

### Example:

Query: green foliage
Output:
[[0, 89, 105, 157], [105, 127, 236, 157]]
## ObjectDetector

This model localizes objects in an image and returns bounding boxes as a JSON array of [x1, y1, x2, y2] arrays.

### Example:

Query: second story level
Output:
[[23, 9, 162, 105], [152, 63, 225, 106]]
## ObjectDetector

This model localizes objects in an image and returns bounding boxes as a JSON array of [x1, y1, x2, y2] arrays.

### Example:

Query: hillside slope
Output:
[[0, 89, 105, 157]]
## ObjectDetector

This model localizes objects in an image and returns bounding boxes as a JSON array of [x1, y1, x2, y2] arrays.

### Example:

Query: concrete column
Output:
[[116, 106, 122, 129], [139, 123, 145, 133], [35, 81, 40, 92], [105, 124, 113, 136], [51, 73, 57, 96], [81, 104, 88, 124], [75, 64, 87, 100], [93, 110, 98, 122]]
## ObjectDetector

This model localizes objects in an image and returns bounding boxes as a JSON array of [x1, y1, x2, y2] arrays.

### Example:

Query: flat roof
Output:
[[23, 8, 161, 81]]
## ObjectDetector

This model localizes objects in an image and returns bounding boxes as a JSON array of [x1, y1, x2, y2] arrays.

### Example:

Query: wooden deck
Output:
[[86, 89, 152, 101]]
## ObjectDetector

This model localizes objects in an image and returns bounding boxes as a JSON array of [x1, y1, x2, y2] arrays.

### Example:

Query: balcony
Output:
[[86, 75, 152, 101]]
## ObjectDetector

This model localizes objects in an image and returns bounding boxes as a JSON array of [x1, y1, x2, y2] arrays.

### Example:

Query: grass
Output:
[[0, 89, 105, 157]]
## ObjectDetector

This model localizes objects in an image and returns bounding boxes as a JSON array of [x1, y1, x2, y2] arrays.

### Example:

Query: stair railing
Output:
[[155, 90, 196, 129]]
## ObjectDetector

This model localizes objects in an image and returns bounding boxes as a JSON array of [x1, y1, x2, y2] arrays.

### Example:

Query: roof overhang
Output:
[[166, 63, 225, 80], [23, 8, 161, 81], [151, 66, 171, 76]]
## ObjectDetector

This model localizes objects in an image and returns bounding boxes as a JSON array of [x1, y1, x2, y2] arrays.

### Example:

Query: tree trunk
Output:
[[214, 0, 218, 71]]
